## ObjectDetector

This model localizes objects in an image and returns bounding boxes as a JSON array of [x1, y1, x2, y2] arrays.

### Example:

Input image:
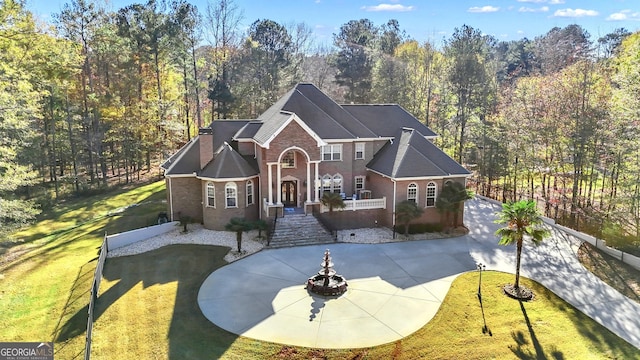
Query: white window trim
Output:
[[225, 182, 238, 208], [206, 182, 215, 208], [354, 142, 365, 160], [407, 183, 418, 204], [322, 144, 342, 161], [355, 176, 365, 191], [321, 174, 332, 193], [333, 174, 343, 194], [246, 180, 254, 206], [426, 181, 437, 208]]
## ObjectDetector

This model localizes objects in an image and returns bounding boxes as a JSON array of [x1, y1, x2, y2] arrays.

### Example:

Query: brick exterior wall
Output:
[[167, 177, 203, 223], [201, 177, 260, 230], [317, 209, 388, 230], [199, 129, 214, 169], [168, 119, 467, 232], [366, 171, 396, 226]]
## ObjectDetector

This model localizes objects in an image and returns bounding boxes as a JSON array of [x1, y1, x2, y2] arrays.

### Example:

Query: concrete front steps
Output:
[[268, 213, 336, 248]]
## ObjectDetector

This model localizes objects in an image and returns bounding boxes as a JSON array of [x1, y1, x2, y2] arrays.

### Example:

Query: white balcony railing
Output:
[[321, 197, 386, 213]]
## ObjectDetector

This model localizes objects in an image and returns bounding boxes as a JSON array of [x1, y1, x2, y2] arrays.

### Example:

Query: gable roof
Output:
[[367, 128, 470, 179], [199, 142, 258, 180]]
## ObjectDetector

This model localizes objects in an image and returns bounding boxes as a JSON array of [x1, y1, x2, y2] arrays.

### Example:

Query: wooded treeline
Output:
[[1, 0, 639, 245]]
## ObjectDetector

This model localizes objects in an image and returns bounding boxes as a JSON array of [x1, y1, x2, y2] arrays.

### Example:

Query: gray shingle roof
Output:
[[209, 120, 250, 152], [367, 128, 470, 179], [163, 137, 200, 175], [164, 84, 467, 182], [342, 104, 437, 138], [199, 143, 258, 179]]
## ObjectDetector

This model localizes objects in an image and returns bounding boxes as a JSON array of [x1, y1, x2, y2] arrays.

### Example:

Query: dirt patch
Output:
[[578, 242, 640, 304]]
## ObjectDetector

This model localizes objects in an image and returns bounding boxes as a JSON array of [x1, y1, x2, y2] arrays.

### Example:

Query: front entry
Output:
[[281, 181, 297, 207]]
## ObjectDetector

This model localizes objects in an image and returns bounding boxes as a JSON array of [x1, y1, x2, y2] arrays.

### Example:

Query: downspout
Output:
[[168, 177, 174, 221], [258, 175, 263, 220], [392, 178, 397, 238]]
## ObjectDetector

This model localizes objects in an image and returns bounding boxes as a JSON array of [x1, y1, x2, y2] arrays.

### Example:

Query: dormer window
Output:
[[281, 151, 296, 168]]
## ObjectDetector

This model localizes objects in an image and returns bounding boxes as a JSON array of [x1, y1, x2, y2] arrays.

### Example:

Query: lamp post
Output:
[[477, 263, 486, 300]]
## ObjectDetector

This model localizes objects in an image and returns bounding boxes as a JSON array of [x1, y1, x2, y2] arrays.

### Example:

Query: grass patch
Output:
[[0, 180, 166, 359], [92, 245, 640, 360], [578, 242, 640, 304]]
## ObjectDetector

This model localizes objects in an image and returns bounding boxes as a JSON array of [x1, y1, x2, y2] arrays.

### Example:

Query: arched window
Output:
[[426, 182, 437, 207], [246, 180, 254, 206], [225, 182, 237, 208], [206, 182, 215, 207], [322, 174, 332, 193], [333, 174, 343, 194], [407, 183, 418, 203]]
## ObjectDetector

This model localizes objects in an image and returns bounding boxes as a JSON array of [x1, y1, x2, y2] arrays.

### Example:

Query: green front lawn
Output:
[[92, 245, 640, 359], [2, 180, 638, 359], [0, 181, 167, 359]]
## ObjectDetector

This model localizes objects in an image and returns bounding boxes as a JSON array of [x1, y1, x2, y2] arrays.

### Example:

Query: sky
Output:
[[27, 0, 640, 47]]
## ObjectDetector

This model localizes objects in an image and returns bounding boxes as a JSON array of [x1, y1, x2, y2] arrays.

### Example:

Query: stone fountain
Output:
[[306, 249, 348, 296]]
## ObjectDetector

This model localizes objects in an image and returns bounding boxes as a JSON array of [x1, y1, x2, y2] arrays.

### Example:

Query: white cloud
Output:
[[519, 6, 549, 12], [548, 0, 565, 4], [361, 4, 415, 12], [553, 8, 598, 17], [606, 9, 640, 21], [468, 5, 500, 13]]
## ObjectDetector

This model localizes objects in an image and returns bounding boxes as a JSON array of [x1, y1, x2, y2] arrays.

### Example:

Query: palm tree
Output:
[[495, 200, 550, 293], [225, 217, 254, 252], [395, 200, 424, 236], [253, 219, 268, 239], [436, 181, 474, 229], [321, 192, 346, 212]]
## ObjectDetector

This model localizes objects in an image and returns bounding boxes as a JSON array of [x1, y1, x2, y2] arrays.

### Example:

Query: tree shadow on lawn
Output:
[[517, 281, 640, 359], [91, 245, 239, 359], [509, 300, 564, 360]]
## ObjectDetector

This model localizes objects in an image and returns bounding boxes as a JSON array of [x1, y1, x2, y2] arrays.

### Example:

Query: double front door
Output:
[[281, 181, 297, 207]]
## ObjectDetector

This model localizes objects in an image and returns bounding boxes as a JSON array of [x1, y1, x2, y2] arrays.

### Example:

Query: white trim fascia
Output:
[[366, 168, 392, 179], [365, 169, 470, 182], [322, 137, 392, 143], [196, 174, 260, 182], [390, 174, 471, 182], [164, 173, 197, 178], [262, 113, 327, 149]]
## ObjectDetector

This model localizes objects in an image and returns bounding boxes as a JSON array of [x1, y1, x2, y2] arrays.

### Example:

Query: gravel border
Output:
[[107, 224, 462, 262]]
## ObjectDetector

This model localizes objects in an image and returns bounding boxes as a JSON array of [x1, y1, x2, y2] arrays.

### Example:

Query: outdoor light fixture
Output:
[[477, 263, 486, 300]]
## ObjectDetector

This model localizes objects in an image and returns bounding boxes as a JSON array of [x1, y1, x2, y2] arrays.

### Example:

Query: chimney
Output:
[[199, 127, 214, 169]]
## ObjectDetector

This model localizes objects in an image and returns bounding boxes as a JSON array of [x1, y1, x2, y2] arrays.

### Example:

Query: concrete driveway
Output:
[[198, 197, 640, 349]]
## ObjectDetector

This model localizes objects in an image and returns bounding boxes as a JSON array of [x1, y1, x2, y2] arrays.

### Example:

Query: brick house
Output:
[[161, 83, 470, 231]]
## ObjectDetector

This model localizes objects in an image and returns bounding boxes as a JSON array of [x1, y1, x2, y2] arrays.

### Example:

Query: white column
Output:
[[306, 161, 311, 203], [314, 162, 320, 202], [267, 163, 273, 204], [277, 163, 282, 204]]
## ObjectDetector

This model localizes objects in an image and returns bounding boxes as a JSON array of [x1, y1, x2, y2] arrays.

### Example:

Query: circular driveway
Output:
[[198, 239, 477, 348], [197, 198, 640, 349]]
